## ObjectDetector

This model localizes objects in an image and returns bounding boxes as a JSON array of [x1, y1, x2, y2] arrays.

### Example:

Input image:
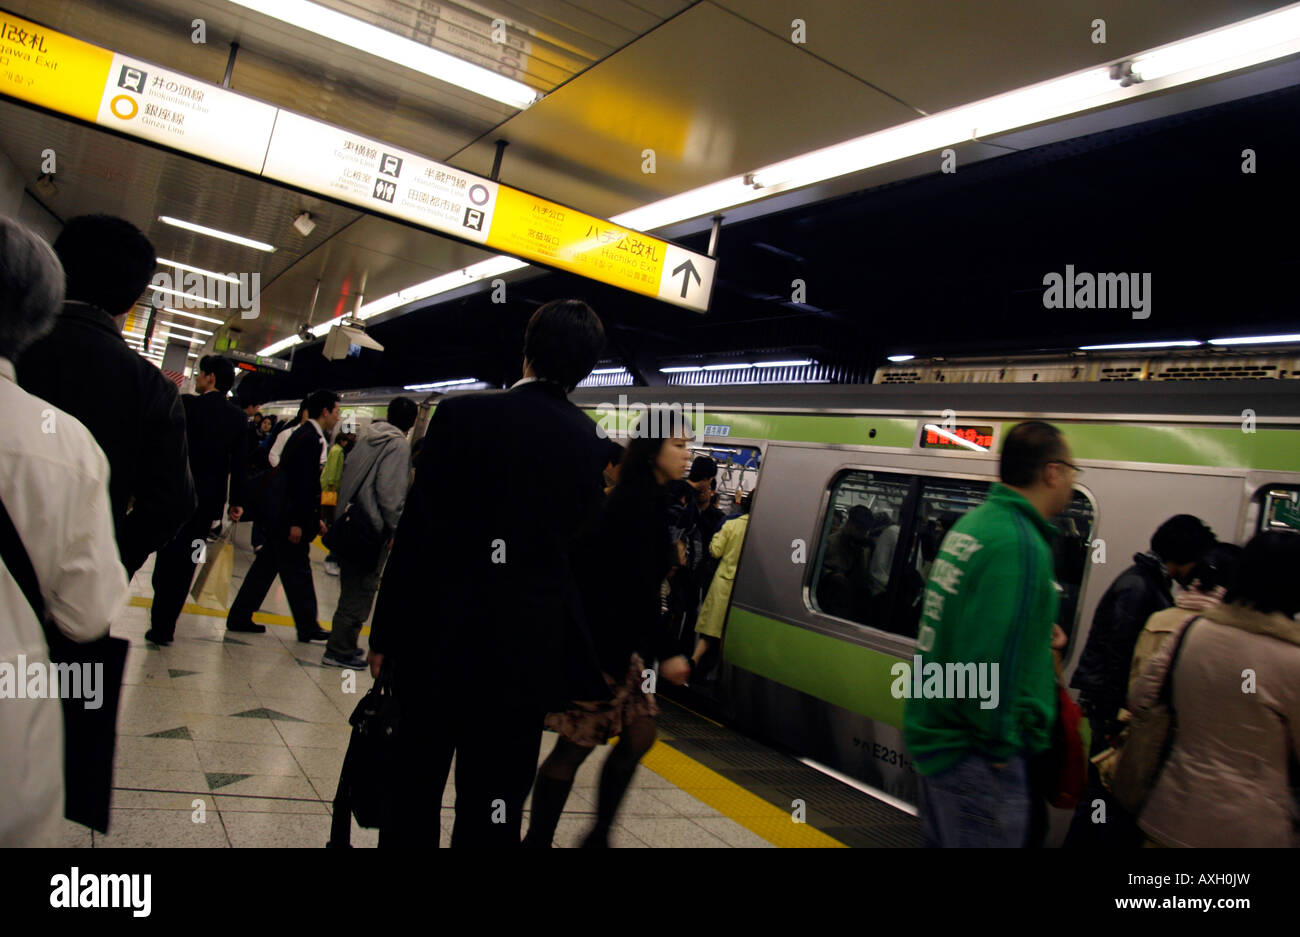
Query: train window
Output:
[[811, 469, 1096, 642], [1257, 486, 1300, 534], [811, 471, 912, 632]]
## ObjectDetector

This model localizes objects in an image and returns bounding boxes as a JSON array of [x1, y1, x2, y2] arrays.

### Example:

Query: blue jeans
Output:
[[918, 752, 1030, 847]]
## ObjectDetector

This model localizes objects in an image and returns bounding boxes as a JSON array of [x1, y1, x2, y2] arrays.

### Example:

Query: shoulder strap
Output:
[[0, 491, 46, 623]]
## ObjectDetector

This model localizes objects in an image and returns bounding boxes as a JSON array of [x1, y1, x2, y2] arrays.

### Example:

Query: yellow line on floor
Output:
[[126, 595, 370, 633], [640, 741, 846, 848]]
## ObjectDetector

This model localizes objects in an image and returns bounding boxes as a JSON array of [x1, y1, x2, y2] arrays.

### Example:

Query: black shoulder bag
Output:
[[321, 446, 388, 569], [0, 492, 129, 833], [326, 661, 400, 847]]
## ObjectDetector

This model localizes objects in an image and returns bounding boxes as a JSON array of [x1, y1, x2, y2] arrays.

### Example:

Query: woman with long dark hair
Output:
[[524, 407, 694, 847]]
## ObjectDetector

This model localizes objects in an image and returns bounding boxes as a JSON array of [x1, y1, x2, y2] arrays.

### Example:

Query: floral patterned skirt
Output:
[[544, 653, 659, 747]]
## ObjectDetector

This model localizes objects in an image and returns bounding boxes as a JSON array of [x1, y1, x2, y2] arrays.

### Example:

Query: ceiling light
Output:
[[1078, 340, 1203, 350], [590, 367, 627, 375], [157, 259, 242, 285], [703, 363, 753, 371], [1208, 333, 1300, 345], [227, 0, 540, 109], [259, 335, 303, 356], [403, 378, 478, 391], [292, 212, 317, 237], [659, 366, 703, 373], [159, 216, 276, 252], [923, 424, 988, 453], [357, 257, 528, 320], [887, 354, 916, 362], [162, 306, 225, 325], [754, 359, 813, 367], [156, 320, 215, 336], [148, 284, 222, 306]]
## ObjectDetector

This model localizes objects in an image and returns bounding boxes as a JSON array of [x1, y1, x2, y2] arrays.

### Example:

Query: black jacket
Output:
[[369, 380, 610, 710], [577, 484, 680, 677], [276, 421, 325, 535], [182, 391, 249, 526], [1070, 552, 1174, 725], [16, 301, 195, 575]]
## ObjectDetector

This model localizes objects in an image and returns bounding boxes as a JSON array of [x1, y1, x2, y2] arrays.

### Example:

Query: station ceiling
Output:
[[1, 0, 1296, 376]]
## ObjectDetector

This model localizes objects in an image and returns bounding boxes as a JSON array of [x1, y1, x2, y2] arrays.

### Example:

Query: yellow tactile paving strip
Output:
[[126, 594, 843, 847], [642, 742, 846, 848]]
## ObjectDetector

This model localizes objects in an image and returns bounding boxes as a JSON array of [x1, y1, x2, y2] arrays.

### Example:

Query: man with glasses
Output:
[[904, 421, 1077, 847]]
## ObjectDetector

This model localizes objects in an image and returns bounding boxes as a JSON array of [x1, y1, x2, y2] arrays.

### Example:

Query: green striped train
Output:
[[568, 380, 1300, 824], [266, 378, 1300, 832]]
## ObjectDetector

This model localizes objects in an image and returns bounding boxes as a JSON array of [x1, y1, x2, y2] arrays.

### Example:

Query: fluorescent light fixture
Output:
[[754, 359, 813, 367], [659, 366, 702, 373], [259, 335, 302, 356], [162, 306, 225, 325], [590, 367, 627, 375], [188, 352, 200, 359], [1079, 340, 1203, 350], [155, 320, 215, 337], [357, 257, 528, 321], [403, 378, 478, 391], [887, 354, 916, 362], [1208, 333, 1300, 345], [227, 0, 540, 109], [258, 6, 1300, 356], [157, 259, 242, 285], [148, 284, 222, 307], [159, 216, 276, 252], [923, 424, 988, 453], [156, 333, 205, 346], [703, 363, 753, 371]]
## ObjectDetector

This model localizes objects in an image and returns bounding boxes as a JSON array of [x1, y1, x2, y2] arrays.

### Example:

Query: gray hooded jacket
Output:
[[337, 421, 411, 536]]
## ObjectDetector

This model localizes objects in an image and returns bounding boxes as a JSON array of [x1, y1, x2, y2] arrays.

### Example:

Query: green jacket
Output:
[[902, 484, 1059, 776]]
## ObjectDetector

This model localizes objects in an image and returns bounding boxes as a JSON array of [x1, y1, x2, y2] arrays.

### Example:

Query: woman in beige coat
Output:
[[1128, 533, 1300, 848]]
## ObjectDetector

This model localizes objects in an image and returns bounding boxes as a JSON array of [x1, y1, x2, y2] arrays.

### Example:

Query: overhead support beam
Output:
[[221, 42, 239, 90], [490, 140, 509, 181]]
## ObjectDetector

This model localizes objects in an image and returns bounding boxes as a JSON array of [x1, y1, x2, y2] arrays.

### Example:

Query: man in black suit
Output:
[[227, 388, 339, 642], [369, 299, 611, 848], [17, 215, 195, 578], [145, 356, 249, 645]]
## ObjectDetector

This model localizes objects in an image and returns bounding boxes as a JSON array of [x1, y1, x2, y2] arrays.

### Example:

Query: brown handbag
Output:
[[1112, 617, 1199, 815]]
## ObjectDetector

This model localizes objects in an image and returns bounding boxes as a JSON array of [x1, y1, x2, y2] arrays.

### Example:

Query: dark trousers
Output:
[[1063, 715, 1142, 848], [379, 690, 543, 848], [227, 534, 318, 638], [149, 513, 215, 641], [326, 551, 384, 657]]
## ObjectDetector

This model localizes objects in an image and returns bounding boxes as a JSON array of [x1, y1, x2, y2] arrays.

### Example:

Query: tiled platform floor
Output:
[[58, 524, 778, 848]]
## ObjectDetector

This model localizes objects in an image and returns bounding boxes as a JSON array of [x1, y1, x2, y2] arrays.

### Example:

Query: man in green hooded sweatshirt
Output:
[[903, 421, 1078, 847]]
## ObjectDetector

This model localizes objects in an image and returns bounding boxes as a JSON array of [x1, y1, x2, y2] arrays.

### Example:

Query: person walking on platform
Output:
[[227, 389, 339, 642], [903, 421, 1076, 847], [268, 400, 308, 468], [16, 214, 195, 579], [1064, 512, 1215, 848], [368, 299, 612, 849], [146, 355, 248, 645], [523, 410, 694, 848], [321, 397, 417, 670], [0, 218, 129, 846]]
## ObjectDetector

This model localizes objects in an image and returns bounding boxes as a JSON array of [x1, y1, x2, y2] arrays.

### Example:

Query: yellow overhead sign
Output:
[[0, 12, 716, 312], [0, 12, 112, 122]]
